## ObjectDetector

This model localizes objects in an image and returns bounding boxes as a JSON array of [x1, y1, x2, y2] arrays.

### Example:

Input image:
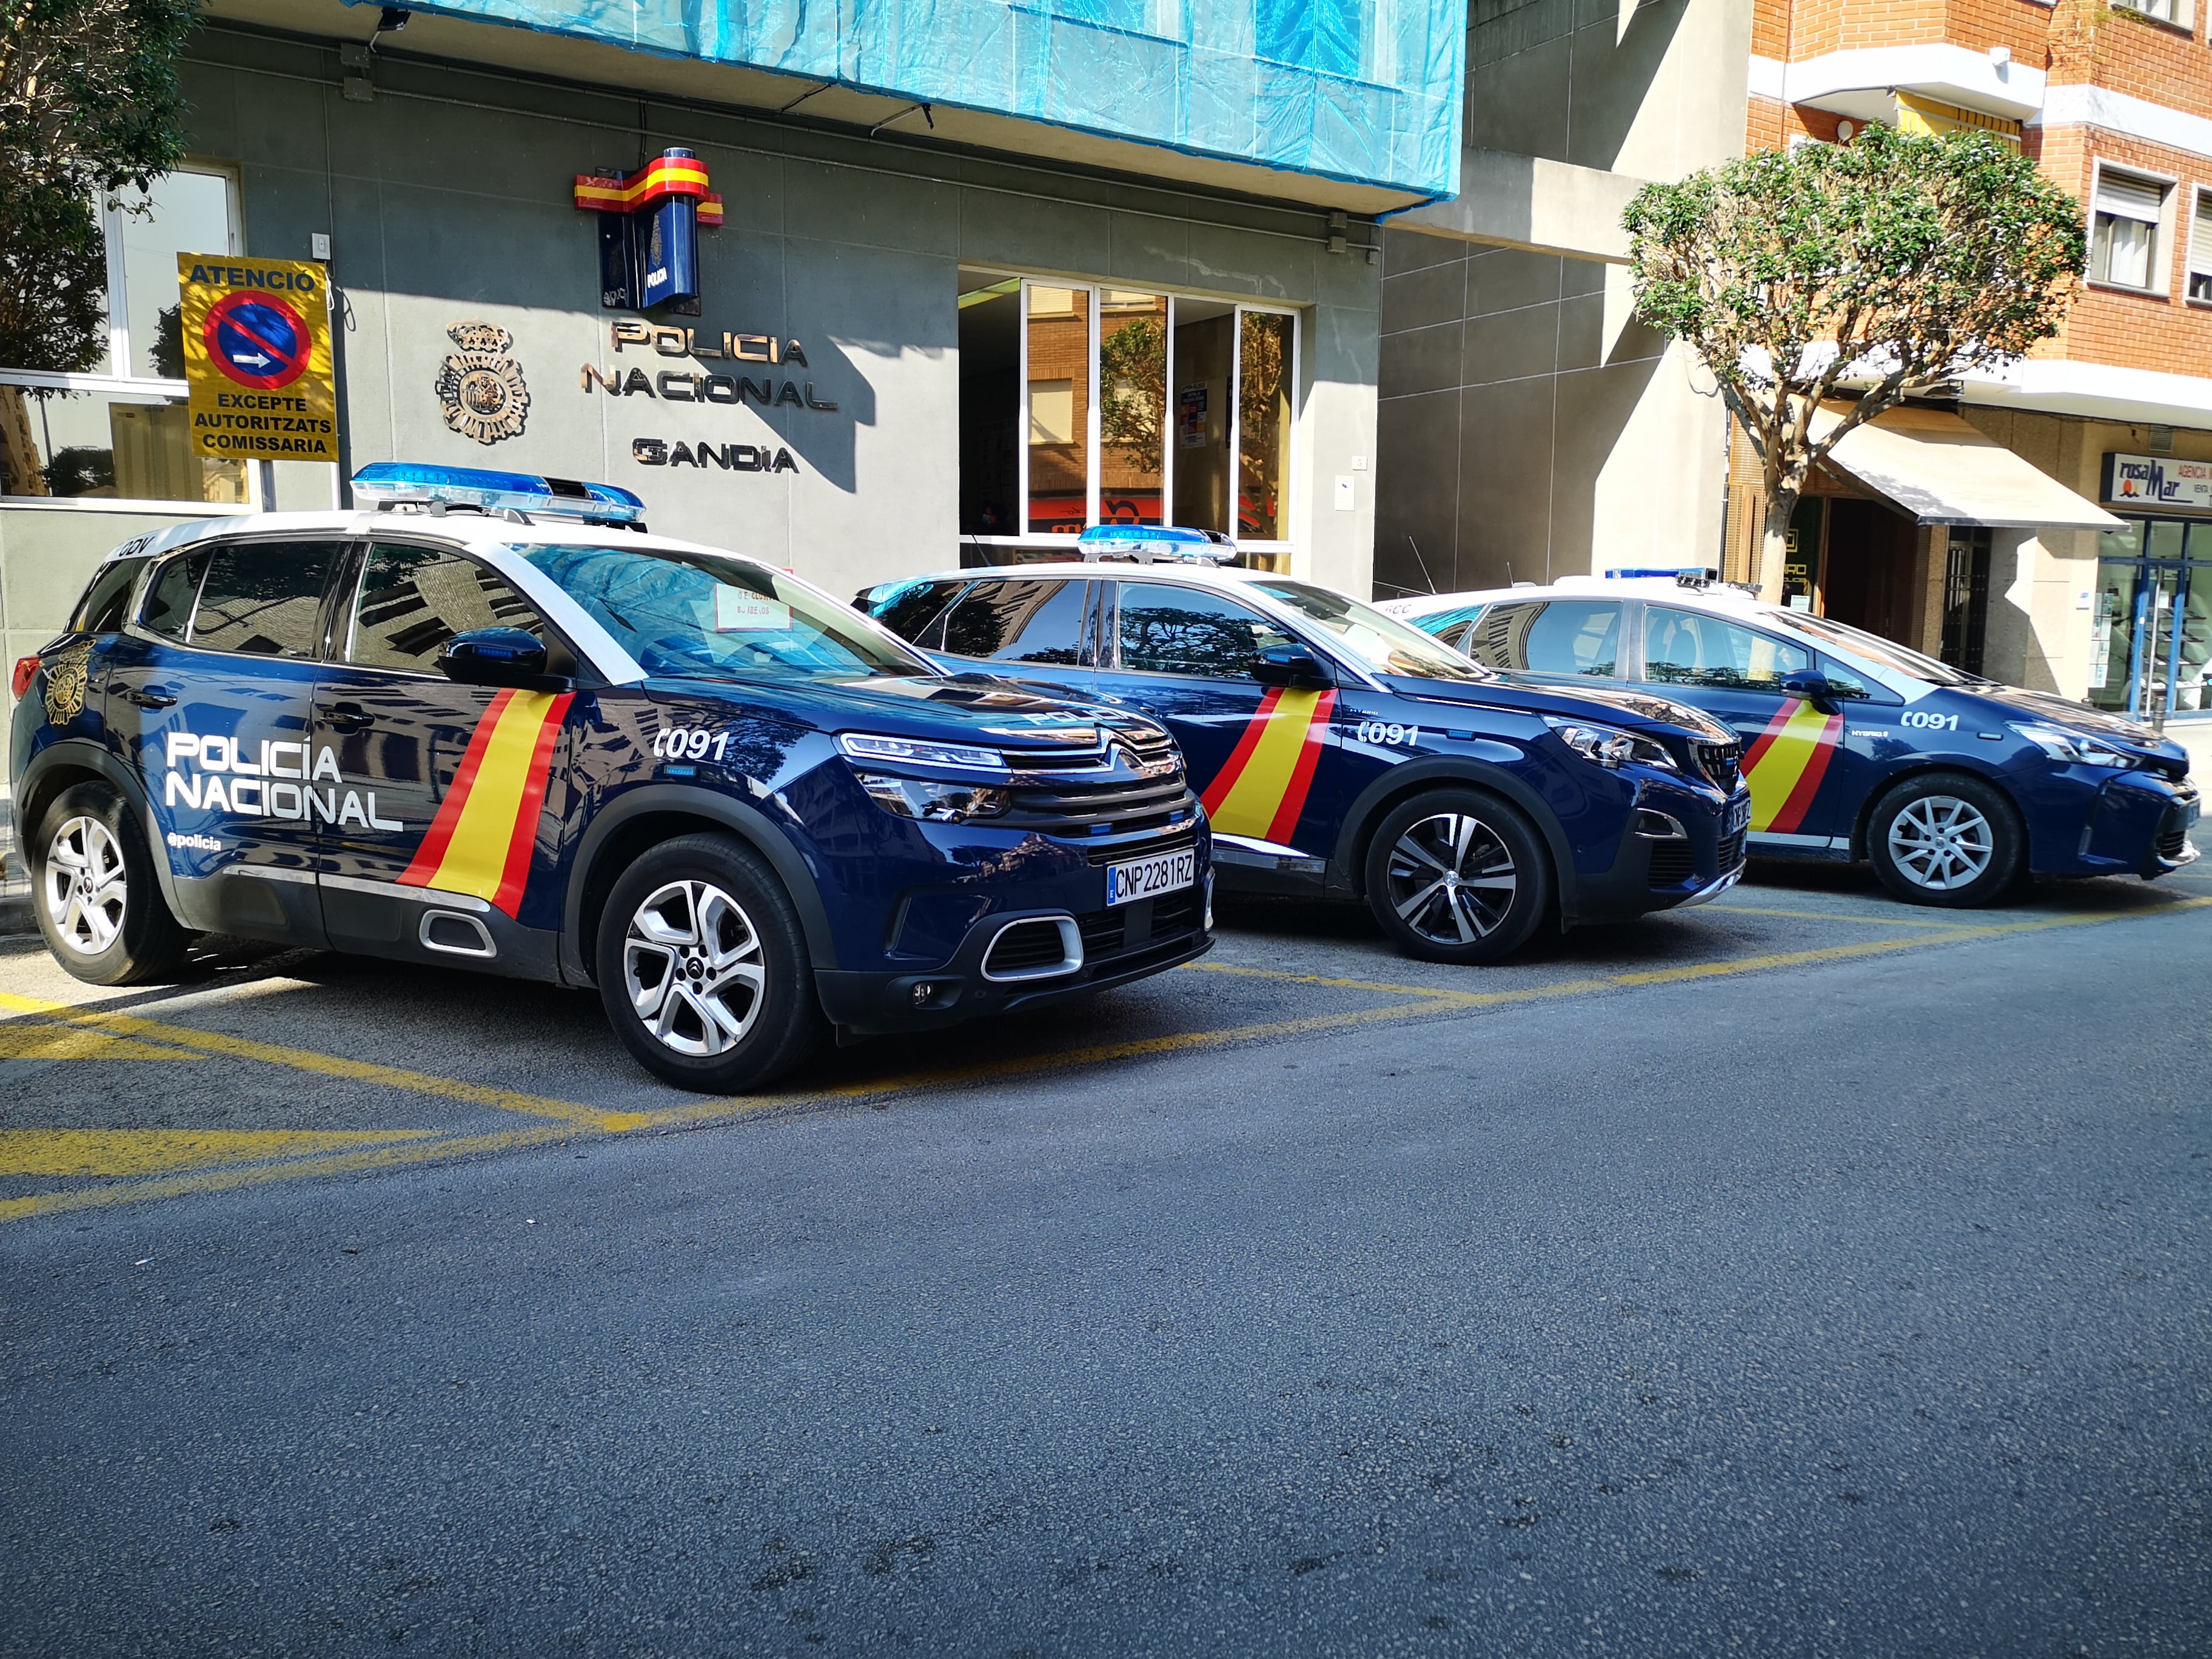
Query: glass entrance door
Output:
[[2092, 520, 2212, 722]]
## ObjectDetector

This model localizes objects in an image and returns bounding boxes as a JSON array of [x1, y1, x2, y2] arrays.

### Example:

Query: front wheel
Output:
[[1362, 789, 1552, 964], [1866, 773, 2024, 908], [32, 781, 192, 985], [595, 833, 826, 1091]]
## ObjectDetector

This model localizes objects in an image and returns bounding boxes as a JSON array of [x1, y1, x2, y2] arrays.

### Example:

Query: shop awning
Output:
[[1812, 403, 2123, 531]]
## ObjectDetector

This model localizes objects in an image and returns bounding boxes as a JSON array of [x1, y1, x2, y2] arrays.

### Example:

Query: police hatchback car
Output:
[[1388, 573, 2200, 907], [11, 465, 1210, 1090], [858, 527, 1752, 963]]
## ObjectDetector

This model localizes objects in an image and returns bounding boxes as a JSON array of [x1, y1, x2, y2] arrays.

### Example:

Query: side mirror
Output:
[[1253, 643, 1333, 688], [1779, 668, 1838, 711], [438, 627, 560, 689]]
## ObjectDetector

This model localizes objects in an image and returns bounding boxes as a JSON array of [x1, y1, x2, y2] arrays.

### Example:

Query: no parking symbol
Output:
[[177, 253, 337, 460]]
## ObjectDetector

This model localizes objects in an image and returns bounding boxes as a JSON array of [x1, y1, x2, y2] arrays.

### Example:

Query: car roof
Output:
[[871, 560, 1287, 589], [1390, 577, 1775, 617]]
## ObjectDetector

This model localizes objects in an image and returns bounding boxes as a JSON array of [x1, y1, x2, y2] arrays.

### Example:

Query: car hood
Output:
[[1387, 673, 1738, 745], [643, 669, 1161, 751], [1960, 683, 2188, 762]]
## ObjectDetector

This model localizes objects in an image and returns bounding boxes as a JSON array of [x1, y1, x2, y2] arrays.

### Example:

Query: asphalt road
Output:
[[2, 860, 2208, 1657]]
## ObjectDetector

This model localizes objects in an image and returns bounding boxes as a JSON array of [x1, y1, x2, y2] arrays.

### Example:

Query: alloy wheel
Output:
[[622, 879, 768, 1056], [44, 815, 127, 957], [1384, 811, 1518, 946], [1886, 795, 1994, 891]]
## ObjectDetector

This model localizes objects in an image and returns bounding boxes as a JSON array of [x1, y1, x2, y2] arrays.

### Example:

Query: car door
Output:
[[1090, 579, 1338, 856], [310, 538, 577, 964], [927, 574, 1102, 700], [100, 537, 348, 943], [1638, 603, 1876, 844]]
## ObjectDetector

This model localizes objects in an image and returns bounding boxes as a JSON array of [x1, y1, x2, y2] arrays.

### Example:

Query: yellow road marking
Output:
[[0, 1023, 206, 1061], [0, 991, 640, 1131], [1706, 903, 1963, 927], [0, 1128, 436, 1178], [5, 890, 2208, 1221]]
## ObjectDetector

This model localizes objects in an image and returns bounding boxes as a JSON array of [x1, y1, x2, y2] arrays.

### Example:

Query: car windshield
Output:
[[517, 543, 929, 681], [1252, 580, 1490, 682], [1766, 608, 1975, 686]]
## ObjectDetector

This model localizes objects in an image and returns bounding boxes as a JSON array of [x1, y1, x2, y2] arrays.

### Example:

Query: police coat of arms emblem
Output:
[[42, 643, 91, 727], [434, 321, 530, 445]]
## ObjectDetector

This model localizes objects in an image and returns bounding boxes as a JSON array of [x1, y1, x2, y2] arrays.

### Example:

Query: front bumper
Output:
[[1564, 777, 1750, 925], [2009, 764, 2199, 879]]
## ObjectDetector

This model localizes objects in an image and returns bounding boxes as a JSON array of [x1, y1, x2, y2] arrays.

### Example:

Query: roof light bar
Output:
[[350, 462, 646, 526], [1076, 523, 1238, 565], [1603, 566, 1718, 581]]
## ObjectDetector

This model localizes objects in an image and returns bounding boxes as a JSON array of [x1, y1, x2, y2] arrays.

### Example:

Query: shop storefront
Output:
[[2093, 455, 2212, 723]]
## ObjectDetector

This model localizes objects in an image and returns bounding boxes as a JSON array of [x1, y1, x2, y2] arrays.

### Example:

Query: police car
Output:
[[10, 464, 1212, 1090], [1386, 572, 2200, 907], [856, 527, 1752, 963]]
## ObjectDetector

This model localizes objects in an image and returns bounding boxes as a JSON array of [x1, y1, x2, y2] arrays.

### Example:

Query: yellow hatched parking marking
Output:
[[0, 1128, 437, 1178]]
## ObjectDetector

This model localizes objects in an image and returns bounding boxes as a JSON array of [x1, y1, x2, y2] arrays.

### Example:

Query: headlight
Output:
[[839, 732, 1005, 771], [2007, 722, 2141, 768], [855, 774, 1011, 822], [1543, 715, 1678, 771]]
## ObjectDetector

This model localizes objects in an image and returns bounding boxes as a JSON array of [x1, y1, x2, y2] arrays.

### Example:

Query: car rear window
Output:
[[71, 557, 150, 634]]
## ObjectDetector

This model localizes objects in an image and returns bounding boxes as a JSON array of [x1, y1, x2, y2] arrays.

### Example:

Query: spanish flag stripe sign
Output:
[[398, 691, 574, 915], [1742, 699, 1844, 835], [1201, 688, 1337, 842]]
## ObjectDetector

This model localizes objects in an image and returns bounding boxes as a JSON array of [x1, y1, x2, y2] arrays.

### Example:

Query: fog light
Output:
[[912, 982, 934, 1005]]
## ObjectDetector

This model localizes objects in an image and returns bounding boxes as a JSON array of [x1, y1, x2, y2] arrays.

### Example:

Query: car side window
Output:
[[1114, 581, 1298, 680], [938, 578, 1093, 665], [1643, 605, 1809, 691], [72, 557, 150, 634], [139, 551, 211, 642], [349, 542, 546, 674], [1467, 600, 1622, 677], [867, 579, 967, 648], [189, 541, 345, 659]]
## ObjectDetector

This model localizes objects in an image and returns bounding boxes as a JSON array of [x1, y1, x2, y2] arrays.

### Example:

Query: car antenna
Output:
[[1405, 534, 1438, 595]]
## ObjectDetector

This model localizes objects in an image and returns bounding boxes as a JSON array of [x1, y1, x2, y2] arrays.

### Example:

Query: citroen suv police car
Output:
[[857, 527, 1752, 964], [1387, 572, 2200, 907], [10, 464, 1210, 1091]]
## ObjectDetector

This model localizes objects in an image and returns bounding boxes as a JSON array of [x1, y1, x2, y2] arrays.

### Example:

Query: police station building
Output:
[[0, 0, 1466, 699]]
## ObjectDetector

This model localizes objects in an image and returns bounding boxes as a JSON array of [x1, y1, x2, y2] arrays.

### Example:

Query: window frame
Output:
[[969, 269, 1301, 562], [2087, 160, 2177, 297], [132, 534, 354, 661]]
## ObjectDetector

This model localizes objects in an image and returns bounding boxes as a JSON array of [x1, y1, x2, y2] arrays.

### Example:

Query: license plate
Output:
[[1106, 848, 1196, 907], [1726, 797, 1751, 835]]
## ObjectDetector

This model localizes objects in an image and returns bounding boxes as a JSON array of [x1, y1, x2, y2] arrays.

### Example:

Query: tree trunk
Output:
[[1758, 488, 1796, 605]]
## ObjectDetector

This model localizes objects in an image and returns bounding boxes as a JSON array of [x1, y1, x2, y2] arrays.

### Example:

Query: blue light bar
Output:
[[1604, 566, 1718, 580], [1076, 523, 1237, 565], [351, 462, 646, 525]]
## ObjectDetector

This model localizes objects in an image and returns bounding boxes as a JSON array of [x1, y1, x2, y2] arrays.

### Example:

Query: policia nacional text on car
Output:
[[10, 465, 1212, 1091], [859, 526, 1754, 964]]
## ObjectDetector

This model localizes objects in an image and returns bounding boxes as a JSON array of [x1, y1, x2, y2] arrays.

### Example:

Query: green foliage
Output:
[[1099, 314, 1165, 472], [0, 0, 200, 372], [1623, 124, 2086, 572]]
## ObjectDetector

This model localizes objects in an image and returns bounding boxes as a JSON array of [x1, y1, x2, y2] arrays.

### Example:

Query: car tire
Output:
[[595, 833, 826, 1091], [1362, 788, 1552, 964], [1866, 772, 2023, 908], [32, 781, 193, 985]]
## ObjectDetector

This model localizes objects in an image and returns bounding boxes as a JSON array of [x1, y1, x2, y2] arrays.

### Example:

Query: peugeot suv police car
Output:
[[10, 464, 1211, 1091], [856, 527, 1752, 964], [1387, 572, 2200, 907]]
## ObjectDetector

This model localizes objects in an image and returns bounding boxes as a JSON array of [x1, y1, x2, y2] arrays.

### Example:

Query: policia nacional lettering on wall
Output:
[[581, 318, 837, 478]]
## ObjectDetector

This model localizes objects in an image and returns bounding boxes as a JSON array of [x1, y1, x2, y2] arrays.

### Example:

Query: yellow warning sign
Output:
[[176, 253, 337, 460]]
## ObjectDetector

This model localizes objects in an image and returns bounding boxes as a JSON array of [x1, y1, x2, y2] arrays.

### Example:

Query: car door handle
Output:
[[123, 687, 176, 710], [318, 703, 374, 733]]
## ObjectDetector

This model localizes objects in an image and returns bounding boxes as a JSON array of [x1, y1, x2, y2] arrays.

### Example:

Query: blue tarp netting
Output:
[[382, 0, 1464, 199]]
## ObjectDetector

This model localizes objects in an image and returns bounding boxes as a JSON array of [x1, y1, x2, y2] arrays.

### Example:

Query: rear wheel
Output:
[[32, 781, 192, 985], [1866, 773, 2023, 908], [1363, 789, 1551, 964], [595, 833, 826, 1091]]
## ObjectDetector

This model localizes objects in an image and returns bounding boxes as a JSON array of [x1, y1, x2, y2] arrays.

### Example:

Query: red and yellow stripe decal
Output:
[[397, 690, 573, 917], [574, 157, 722, 223], [1742, 699, 1845, 834], [1199, 688, 1337, 843]]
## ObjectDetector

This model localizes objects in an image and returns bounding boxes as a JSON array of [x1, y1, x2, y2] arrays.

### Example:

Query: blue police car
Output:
[[856, 527, 1752, 963], [10, 464, 1210, 1090], [1386, 572, 2201, 907]]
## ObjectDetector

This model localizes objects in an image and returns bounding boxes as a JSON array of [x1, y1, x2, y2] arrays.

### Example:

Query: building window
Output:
[[957, 267, 1298, 564], [2090, 167, 2168, 292], [2190, 190, 2212, 303], [1, 164, 253, 508], [2113, 0, 2185, 22]]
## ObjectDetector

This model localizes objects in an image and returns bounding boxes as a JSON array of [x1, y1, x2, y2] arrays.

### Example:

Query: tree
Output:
[[1623, 124, 2086, 600], [0, 0, 197, 491]]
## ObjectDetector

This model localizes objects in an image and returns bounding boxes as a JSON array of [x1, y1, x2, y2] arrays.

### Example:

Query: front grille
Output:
[[2156, 820, 2192, 862], [1692, 740, 1743, 794], [1078, 910, 1125, 954], [1085, 826, 1198, 868], [1647, 839, 1695, 887], [1151, 888, 1203, 936], [1717, 830, 1746, 871], [982, 919, 1073, 977]]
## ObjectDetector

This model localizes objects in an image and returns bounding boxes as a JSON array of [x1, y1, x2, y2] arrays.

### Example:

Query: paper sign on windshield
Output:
[[715, 588, 793, 631]]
